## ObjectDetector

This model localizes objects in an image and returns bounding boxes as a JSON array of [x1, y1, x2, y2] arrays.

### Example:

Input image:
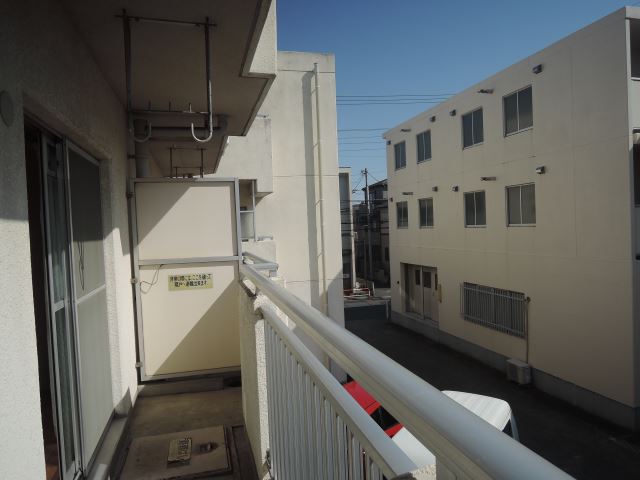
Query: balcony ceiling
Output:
[[60, 0, 273, 175]]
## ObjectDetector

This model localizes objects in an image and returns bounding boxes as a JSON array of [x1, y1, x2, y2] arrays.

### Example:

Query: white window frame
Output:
[[394, 141, 407, 170], [418, 197, 434, 228], [503, 85, 533, 137], [416, 130, 432, 163], [396, 201, 408, 229], [506, 183, 536, 227], [461, 107, 484, 149], [464, 190, 486, 228]]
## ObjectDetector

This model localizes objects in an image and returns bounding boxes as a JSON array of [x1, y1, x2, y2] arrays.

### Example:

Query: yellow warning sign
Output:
[[168, 273, 213, 291]]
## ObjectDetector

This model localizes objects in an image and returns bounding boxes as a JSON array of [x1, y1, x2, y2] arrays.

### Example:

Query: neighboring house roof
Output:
[[362, 178, 387, 191]]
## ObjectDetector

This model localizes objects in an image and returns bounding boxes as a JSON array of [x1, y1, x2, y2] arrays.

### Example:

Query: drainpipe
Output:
[[123, 10, 136, 183], [314, 63, 329, 316], [133, 119, 152, 177]]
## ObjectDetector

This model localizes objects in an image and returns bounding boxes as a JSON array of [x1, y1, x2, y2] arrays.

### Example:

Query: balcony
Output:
[[233, 254, 573, 480]]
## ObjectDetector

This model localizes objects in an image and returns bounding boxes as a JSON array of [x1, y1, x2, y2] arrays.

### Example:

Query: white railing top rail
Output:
[[261, 303, 417, 478], [240, 261, 574, 480], [242, 251, 279, 276]]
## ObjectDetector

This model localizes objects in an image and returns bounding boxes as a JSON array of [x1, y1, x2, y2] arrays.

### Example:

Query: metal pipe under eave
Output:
[[314, 62, 328, 317], [133, 118, 152, 177]]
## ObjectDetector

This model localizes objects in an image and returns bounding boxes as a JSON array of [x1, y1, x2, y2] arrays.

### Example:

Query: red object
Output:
[[384, 423, 403, 437], [343, 380, 403, 437], [343, 380, 380, 415]]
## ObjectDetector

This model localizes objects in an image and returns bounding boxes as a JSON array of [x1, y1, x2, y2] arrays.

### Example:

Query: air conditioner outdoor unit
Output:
[[506, 358, 531, 385]]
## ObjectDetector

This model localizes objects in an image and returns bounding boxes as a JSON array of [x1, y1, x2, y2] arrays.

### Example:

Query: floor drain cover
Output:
[[167, 437, 192, 464], [120, 426, 230, 479]]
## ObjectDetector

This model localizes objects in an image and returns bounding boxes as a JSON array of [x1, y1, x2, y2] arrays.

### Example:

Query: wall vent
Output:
[[506, 358, 531, 385]]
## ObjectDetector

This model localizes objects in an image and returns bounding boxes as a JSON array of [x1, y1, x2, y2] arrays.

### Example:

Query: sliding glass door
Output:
[[38, 129, 113, 478], [66, 143, 113, 468], [42, 133, 82, 480]]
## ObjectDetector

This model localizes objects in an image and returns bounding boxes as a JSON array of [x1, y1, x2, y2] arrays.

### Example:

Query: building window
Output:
[[504, 86, 533, 136], [396, 201, 408, 228], [460, 282, 527, 338], [394, 141, 406, 170], [462, 108, 484, 148], [418, 198, 434, 227], [416, 130, 432, 163], [464, 191, 486, 227], [343, 263, 350, 278], [507, 184, 536, 225]]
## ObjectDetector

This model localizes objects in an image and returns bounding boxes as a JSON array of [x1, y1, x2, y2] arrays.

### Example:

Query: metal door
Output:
[[422, 269, 432, 319], [131, 178, 242, 381], [406, 264, 423, 316]]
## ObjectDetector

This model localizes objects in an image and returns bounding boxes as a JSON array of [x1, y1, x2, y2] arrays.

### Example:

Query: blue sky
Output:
[[276, 0, 634, 194]]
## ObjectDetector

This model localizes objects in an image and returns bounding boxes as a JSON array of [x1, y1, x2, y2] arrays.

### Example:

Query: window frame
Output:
[[506, 183, 536, 227], [416, 130, 432, 163], [418, 197, 434, 228], [461, 107, 484, 149], [394, 141, 407, 170], [503, 86, 533, 137], [463, 190, 486, 228], [396, 201, 408, 229]]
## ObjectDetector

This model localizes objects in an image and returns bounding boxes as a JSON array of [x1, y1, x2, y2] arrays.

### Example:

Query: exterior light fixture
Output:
[[481, 176, 497, 181], [432, 186, 438, 192], [449, 109, 456, 116], [430, 115, 436, 123], [402, 192, 413, 196], [535, 166, 546, 174], [532, 64, 543, 74], [401, 128, 411, 132], [452, 186, 459, 192], [386, 140, 391, 145], [478, 88, 494, 94]]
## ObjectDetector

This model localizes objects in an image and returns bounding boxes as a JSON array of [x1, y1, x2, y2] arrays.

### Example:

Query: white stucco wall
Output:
[[385, 8, 636, 407], [0, 0, 138, 475], [217, 51, 344, 325], [257, 52, 345, 323], [217, 50, 346, 470]]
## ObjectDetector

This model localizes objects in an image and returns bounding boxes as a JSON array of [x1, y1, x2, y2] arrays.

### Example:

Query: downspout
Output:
[[314, 63, 329, 316], [123, 10, 136, 182]]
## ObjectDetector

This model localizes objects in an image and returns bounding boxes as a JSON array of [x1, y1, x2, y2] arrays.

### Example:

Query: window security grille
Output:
[[460, 282, 527, 338]]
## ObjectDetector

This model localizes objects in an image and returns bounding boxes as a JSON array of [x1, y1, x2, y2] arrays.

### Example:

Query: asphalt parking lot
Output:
[[345, 305, 640, 480]]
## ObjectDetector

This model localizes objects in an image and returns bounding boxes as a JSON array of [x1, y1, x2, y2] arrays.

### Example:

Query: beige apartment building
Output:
[[385, 7, 640, 430]]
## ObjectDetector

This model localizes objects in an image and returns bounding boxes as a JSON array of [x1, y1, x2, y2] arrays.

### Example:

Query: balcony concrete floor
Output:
[[116, 387, 258, 479], [345, 306, 640, 480]]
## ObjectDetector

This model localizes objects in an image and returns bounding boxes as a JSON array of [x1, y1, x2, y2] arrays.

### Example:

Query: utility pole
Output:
[[362, 168, 374, 288]]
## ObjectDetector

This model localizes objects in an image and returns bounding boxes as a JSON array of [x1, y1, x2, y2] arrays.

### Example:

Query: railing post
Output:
[[238, 285, 271, 478]]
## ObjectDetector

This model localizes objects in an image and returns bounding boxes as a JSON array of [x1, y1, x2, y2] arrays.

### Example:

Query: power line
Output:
[[367, 171, 383, 183], [340, 147, 386, 152], [338, 127, 389, 132], [339, 140, 386, 145], [338, 100, 446, 106], [337, 93, 455, 97], [351, 172, 364, 191], [338, 134, 385, 139]]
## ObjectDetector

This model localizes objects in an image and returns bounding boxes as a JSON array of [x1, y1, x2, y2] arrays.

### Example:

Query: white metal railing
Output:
[[240, 259, 573, 480], [262, 303, 415, 479]]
